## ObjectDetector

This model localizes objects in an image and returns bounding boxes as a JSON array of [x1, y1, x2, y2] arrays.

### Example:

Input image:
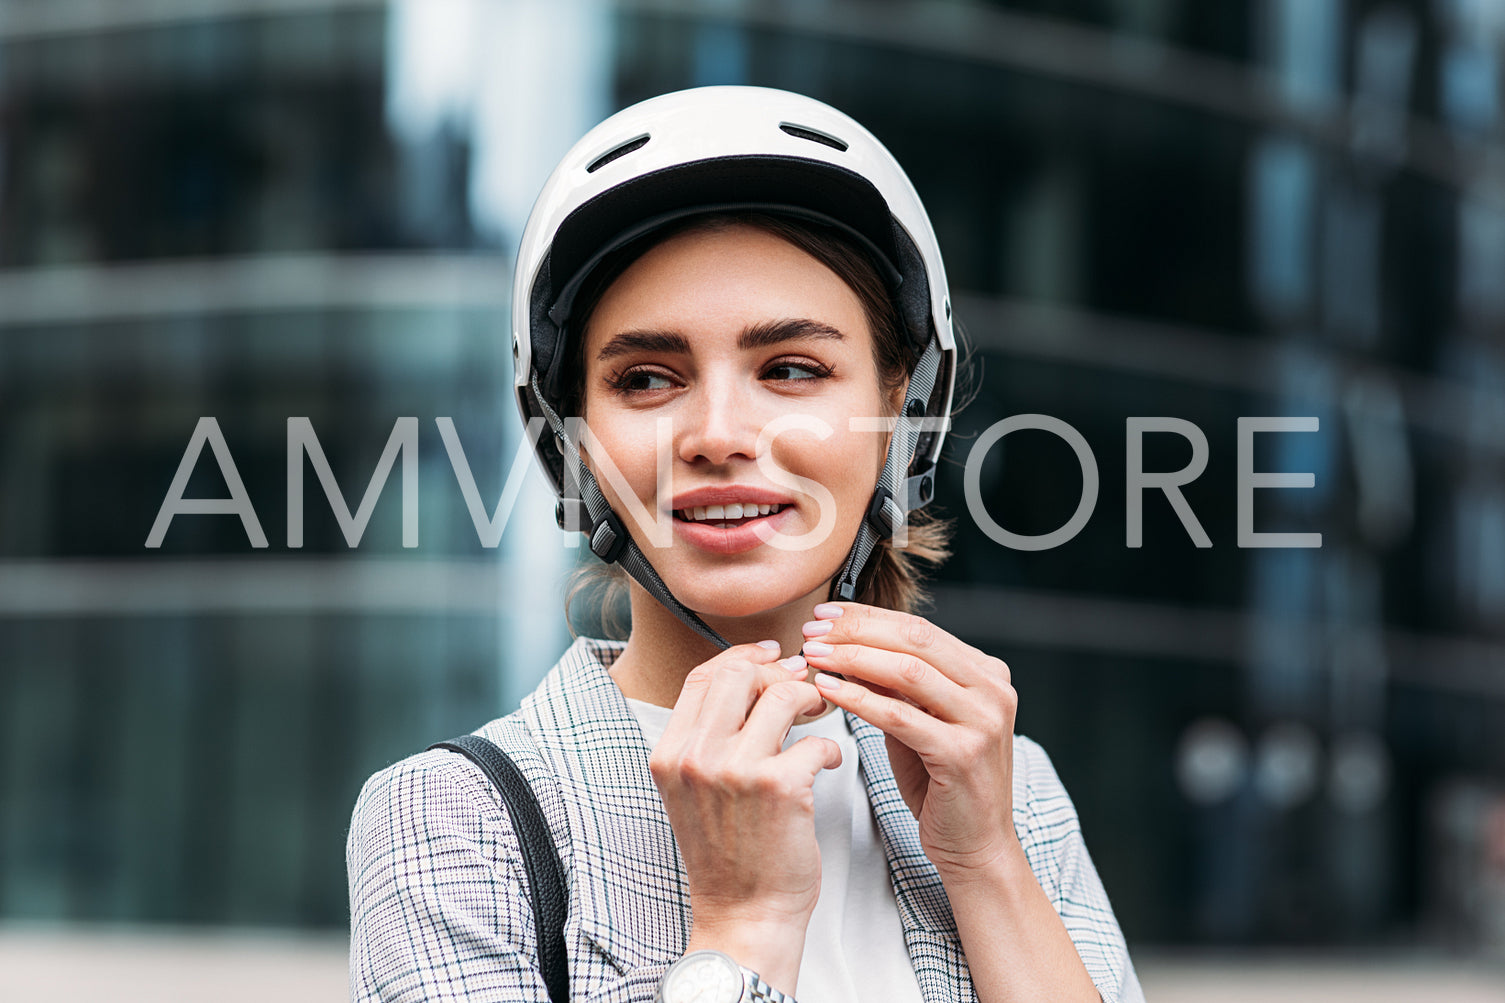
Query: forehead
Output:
[[582, 222, 872, 353]]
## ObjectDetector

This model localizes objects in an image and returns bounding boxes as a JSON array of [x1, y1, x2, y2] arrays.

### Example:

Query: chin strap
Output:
[[531, 373, 732, 650], [534, 340, 946, 644], [829, 340, 947, 602]]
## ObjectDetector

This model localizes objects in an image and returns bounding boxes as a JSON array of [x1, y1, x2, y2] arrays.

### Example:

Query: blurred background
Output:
[[1, 0, 1503, 999]]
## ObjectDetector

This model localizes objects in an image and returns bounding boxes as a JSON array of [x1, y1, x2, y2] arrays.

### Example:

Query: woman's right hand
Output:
[[648, 640, 841, 994]]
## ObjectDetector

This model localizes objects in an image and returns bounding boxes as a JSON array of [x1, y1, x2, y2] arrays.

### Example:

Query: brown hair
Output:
[[562, 211, 952, 637]]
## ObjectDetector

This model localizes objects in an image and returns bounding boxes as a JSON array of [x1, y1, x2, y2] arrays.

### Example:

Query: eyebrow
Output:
[[594, 318, 846, 362]]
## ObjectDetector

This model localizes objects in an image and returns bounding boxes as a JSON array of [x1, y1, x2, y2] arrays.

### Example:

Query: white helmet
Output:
[[512, 85, 956, 647]]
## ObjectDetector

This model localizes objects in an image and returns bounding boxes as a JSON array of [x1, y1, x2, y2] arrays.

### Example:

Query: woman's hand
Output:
[[800, 602, 1019, 878], [648, 640, 841, 993], [801, 605, 1105, 1002]]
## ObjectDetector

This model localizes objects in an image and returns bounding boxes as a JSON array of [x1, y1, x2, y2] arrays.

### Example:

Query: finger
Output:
[[812, 672, 948, 755], [693, 646, 804, 739], [777, 734, 844, 780], [739, 679, 827, 755], [807, 603, 1009, 689], [661, 641, 782, 748], [800, 642, 969, 722]]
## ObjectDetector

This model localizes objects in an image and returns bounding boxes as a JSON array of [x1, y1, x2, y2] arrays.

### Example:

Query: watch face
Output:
[[663, 951, 744, 1003]]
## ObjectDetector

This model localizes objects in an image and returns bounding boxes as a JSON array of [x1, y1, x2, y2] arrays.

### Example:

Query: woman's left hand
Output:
[[801, 602, 1020, 878]]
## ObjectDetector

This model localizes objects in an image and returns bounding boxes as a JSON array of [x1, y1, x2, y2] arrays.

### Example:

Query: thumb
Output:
[[784, 735, 843, 779]]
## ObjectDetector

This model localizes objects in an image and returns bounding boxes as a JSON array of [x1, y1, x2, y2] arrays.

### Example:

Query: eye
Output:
[[606, 367, 676, 393], [763, 359, 833, 382]]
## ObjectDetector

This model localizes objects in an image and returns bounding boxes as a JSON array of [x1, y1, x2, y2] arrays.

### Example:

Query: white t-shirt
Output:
[[626, 698, 926, 1003]]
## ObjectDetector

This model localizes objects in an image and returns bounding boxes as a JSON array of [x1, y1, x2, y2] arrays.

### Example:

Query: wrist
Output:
[[933, 834, 1029, 889], [685, 916, 807, 998]]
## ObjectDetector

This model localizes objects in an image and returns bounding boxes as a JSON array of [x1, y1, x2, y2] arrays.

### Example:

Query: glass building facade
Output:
[[1, 0, 1503, 958]]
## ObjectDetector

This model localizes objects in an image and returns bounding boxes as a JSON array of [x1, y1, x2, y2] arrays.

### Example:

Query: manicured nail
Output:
[[813, 603, 844, 619], [756, 640, 781, 651], [814, 672, 841, 691], [802, 640, 834, 657], [780, 655, 807, 672], [802, 620, 833, 637]]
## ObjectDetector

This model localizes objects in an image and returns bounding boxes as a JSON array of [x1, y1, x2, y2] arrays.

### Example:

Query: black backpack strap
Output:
[[430, 734, 570, 1003]]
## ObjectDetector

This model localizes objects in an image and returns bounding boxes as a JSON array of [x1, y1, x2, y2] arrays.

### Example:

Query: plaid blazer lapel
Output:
[[521, 638, 692, 975], [845, 710, 978, 1003]]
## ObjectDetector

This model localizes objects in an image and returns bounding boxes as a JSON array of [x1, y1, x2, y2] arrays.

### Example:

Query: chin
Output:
[[712, 602, 805, 624], [667, 565, 828, 622], [683, 589, 802, 622]]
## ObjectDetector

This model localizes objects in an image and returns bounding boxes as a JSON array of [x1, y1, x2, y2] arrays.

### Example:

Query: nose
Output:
[[677, 378, 760, 467]]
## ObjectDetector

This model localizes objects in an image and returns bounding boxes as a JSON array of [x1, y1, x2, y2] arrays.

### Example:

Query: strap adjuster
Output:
[[588, 510, 629, 563], [864, 487, 904, 540]]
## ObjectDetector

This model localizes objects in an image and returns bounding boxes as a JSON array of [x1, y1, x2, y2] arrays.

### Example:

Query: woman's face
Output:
[[579, 222, 901, 621]]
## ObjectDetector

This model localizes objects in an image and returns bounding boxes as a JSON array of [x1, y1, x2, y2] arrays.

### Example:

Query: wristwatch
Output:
[[655, 949, 798, 1003]]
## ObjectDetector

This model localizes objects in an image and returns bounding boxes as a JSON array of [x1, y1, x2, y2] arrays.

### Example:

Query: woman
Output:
[[348, 86, 1142, 1003]]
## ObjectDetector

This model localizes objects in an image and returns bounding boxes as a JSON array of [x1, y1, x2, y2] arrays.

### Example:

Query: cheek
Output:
[[577, 411, 656, 501], [796, 429, 885, 503]]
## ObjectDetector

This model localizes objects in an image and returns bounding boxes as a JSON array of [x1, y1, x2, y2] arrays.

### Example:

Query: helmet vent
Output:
[[779, 123, 847, 152], [587, 134, 650, 173]]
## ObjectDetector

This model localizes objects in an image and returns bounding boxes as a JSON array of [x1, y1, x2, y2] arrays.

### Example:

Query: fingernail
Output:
[[814, 672, 841, 691], [803, 640, 834, 657], [813, 603, 844, 619], [802, 620, 833, 637], [756, 640, 781, 652], [780, 655, 807, 672]]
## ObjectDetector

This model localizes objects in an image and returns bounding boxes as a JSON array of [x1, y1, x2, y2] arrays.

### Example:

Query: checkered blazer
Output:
[[348, 637, 1143, 1002]]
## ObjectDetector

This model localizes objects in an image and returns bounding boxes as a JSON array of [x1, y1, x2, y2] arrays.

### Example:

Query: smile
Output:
[[674, 502, 787, 527], [670, 502, 797, 555]]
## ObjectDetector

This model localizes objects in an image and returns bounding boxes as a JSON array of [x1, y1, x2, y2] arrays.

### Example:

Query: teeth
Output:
[[677, 503, 784, 522]]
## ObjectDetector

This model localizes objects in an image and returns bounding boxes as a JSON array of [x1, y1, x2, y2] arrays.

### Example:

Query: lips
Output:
[[669, 485, 795, 510], [670, 497, 797, 555]]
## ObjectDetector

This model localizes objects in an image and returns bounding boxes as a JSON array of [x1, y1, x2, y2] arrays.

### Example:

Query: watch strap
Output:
[[741, 966, 797, 1003]]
